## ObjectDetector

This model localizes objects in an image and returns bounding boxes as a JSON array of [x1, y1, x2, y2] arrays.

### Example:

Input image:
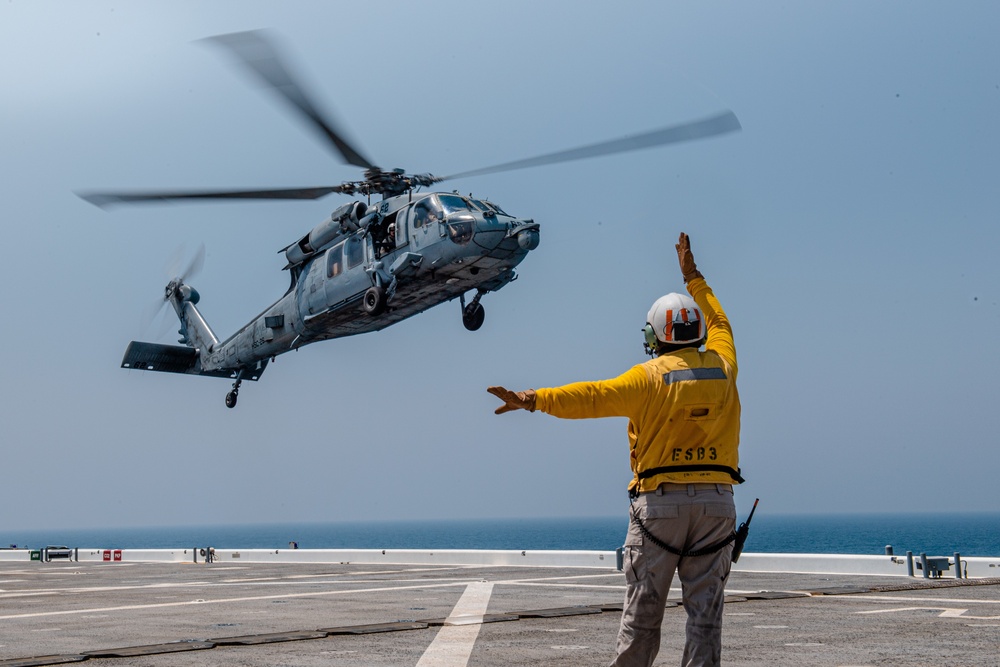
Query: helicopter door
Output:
[[386, 211, 408, 250], [324, 238, 369, 308], [389, 210, 406, 248], [407, 196, 443, 252]]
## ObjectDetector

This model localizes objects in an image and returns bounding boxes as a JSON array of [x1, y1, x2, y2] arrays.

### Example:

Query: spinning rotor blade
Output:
[[202, 30, 375, 170], [178, 242, 205, 283], [78, 185, 348, 208], [141, 243, 205, 338], [439, 111, 741, 182]]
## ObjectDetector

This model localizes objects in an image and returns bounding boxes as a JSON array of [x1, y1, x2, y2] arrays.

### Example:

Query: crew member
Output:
[[488, 232, 742, 667]]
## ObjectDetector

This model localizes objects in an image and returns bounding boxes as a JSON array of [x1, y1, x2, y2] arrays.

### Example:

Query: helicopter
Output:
[[79, 30, 741, 408]]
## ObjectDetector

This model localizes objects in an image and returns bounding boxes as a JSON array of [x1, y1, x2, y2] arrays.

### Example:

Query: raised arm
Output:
[[676, 232, 737, 376]]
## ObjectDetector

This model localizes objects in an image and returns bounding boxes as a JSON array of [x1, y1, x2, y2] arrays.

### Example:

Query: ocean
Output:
[[4, 513, 998, 557]]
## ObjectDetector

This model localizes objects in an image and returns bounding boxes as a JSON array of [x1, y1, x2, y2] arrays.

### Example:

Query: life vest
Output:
[[628, 349, 742, 492]]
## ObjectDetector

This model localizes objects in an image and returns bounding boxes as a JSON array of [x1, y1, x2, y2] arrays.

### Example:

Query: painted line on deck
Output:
[[856, 606, 1000, 620], [0, 570, 618, 621], [0, 570, 490, 601], [504, 582, 624, 590], [416, 581, 494, 667], [811, 594, 1000, 605], [497, 573, 621, 585], [0, 580, 479, 620]]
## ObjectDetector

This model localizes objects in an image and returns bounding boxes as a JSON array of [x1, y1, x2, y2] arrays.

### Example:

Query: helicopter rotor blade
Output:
[[179, 242, 205, 283], [438, 111, 741, 182], [201, 30, 375, 170], [141, 243, 204, 338], [78, 185, 348, 208], [139, 243, 197, 338], [140, 296, 171, 338], [162, 243, 187, 282]]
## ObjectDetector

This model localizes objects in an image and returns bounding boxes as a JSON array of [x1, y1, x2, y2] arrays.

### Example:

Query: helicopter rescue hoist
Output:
[[79, 30, 740, 408]]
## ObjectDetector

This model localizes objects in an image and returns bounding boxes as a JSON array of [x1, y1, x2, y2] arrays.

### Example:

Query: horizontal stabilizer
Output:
[[122, 341, 198, 374], [121, 341, 264, 380]]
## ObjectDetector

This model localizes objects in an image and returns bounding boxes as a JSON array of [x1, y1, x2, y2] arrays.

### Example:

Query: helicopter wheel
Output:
[[225, 391, 238, 408], [363, 285, 387, 316], [462, 302, 485, 331]]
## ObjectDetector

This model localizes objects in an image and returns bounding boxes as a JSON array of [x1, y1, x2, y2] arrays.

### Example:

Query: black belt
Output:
[[637, 464, 745, 484]]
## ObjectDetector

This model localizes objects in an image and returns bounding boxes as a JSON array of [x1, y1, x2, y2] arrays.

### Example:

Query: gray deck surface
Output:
[[2, 560, 998, 666]]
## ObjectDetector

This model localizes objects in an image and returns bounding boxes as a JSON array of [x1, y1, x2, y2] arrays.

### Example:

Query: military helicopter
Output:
[[79, 31, 740, 408]]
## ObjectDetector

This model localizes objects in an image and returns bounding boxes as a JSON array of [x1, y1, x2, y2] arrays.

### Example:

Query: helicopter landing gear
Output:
[[363, 285, 387, 316], [225, 373, 244, 409], [461, 291, 486, 332]]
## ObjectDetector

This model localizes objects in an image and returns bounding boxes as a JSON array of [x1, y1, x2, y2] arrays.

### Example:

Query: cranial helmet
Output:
[[643, 293, 705, 353]]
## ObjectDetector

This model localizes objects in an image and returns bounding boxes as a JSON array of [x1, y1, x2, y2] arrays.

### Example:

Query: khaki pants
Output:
[[611, 484, 736, 667]]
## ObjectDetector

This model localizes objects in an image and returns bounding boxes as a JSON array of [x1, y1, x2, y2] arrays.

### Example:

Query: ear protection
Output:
[[642, 324, 659, 356]]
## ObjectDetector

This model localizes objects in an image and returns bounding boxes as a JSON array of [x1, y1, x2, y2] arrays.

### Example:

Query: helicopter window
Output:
[[438, 195, 471, 216], [327, 243, 343, 278], [374, 211, 399, 258], [482, 199, 507, 215], [446, 213, 475, 246], [345, 236, 364, 268], [413, 200, 436, 228]]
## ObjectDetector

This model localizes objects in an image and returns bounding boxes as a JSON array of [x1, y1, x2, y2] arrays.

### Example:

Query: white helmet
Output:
[[643, 293, 705, 352]]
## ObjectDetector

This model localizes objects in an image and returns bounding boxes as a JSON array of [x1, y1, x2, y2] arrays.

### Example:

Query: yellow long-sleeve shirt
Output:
[[535, 277, 741, 492]]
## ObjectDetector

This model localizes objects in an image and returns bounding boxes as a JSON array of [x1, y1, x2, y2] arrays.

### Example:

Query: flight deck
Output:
[[2, 550, 1000, 666]]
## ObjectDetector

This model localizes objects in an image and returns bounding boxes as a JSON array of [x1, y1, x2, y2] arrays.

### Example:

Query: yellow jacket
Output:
[[535, 277, 741, 492]]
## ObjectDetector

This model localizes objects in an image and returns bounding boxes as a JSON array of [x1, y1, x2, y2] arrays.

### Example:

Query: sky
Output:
[[1, 1, 998, 532]]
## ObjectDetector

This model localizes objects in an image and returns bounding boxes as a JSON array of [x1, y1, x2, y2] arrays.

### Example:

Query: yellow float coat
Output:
[[535, 277, 741, 492]]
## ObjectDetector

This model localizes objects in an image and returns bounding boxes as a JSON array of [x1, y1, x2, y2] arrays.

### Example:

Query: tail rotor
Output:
[[140, 243, 206, 341]]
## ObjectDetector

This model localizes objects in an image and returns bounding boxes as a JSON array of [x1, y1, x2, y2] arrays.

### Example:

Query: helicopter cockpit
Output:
[[413, 194, 476, 246]]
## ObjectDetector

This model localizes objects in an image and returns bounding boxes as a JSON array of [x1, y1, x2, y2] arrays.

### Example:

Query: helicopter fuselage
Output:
[[160, 191, 538, 384]]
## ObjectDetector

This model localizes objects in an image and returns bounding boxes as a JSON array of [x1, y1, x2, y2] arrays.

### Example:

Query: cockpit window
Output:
[[438, 195, 471, 216], [446, 214, 475, 246], [414, 195, 471, 228], [412, 199, 440, 228], [472, 198, 508, 216]]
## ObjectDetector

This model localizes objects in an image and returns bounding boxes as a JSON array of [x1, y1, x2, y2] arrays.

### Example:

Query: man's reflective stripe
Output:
[[662, 367, 727, 385]]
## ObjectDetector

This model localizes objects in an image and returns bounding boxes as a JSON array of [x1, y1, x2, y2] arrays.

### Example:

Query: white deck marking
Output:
[[0, 580, 479, 620], [510, 582, 624, 590], [857, 606, 1000, 620], [496, 573, 620, 585], [814, 594, 1000, 606], [416, 581, 494, 667], [0, 569, 622, 622]]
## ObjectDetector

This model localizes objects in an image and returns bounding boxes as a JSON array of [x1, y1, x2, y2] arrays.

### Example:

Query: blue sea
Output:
[[4, 513, 998, 557]]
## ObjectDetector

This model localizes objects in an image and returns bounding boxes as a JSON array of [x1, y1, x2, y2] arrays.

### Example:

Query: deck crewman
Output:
[[489, 232, 742, 667]]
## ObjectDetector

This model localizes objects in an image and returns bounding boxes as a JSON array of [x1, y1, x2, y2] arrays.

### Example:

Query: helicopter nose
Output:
[[514, 222, 539, 251]]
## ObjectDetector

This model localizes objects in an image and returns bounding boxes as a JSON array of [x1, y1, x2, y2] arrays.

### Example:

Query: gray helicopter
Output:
[[79, 31, 740, 408]]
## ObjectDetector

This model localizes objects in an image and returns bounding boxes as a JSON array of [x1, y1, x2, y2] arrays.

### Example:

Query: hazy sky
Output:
[[2, 1, 998, 532]]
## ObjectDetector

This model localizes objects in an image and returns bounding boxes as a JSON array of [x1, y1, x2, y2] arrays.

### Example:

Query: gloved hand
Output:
[[676, 232, 703, 283], [487, 386, 537, 414]]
